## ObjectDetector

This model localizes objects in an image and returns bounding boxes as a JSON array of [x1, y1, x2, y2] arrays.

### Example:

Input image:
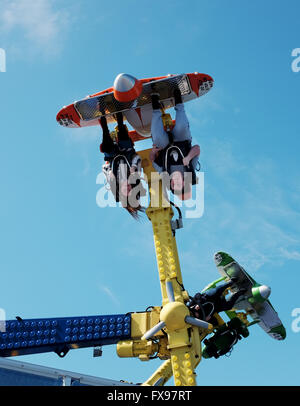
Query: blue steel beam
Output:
[[0, 314, 131, 358]]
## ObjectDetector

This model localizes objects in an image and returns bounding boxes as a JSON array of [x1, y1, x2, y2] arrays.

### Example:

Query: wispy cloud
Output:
[[99, 285, 120, 307], [179, 134, 300, 286], [56, 125, 100, 177], [0, 0, 71, 56], [60, 125, 100, 145], [185, 91, 222, 130], [279, 248, 300, 261]]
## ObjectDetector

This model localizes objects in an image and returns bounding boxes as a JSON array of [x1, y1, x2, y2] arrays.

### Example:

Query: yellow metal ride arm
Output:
[[118, 149, 213, 386]]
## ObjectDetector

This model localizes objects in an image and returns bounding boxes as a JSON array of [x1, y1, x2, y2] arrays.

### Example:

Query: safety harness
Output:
[[189, 294, 215, 322], [103, 127, 142, 203], [153, 109, 197, 186]]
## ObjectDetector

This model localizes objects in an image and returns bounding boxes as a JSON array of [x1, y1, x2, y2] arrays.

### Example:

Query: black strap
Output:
[[154, 140, 191, 168], [164, 142, 197, 186], [108, 149, 140, 202]]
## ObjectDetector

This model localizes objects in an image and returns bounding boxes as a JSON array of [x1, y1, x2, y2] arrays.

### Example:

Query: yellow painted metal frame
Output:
[[116, 149, 216, 386]]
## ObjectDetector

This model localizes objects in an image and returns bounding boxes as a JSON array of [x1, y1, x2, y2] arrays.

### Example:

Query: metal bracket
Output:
[[55, 346, 70, 358], [171, 218, 183, 235], [93, 346, 103, 357]]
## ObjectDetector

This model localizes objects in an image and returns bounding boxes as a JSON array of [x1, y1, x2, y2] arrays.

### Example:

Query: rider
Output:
[[149, 88, 200, 200], [100, 112, 145, 219], [188, 279, 247, 324]]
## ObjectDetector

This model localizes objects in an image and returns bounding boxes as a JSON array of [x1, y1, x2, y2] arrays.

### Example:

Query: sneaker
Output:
[[151, 93, 161, 110], [99, 115, 108, 128], [174, 88, 182, 105]]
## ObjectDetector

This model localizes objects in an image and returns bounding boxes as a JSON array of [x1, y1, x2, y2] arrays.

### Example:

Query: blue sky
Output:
[[0, 0, 300, 386]]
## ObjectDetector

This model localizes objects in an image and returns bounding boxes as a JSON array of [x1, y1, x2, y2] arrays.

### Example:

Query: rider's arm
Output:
[[150, 145, 162, 162], [102, 161, 114, 182], [152, 161, 162, 174], [131, 154, 141, 172], [183, 144, 200, 166]]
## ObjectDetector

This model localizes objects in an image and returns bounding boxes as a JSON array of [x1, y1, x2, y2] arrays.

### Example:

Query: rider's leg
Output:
[[100, 116, 115, 153], [204, 281, 233, 303], [174, 88, 183, 106], [172, 103, 192, 142], [215, 281, 234, 296], [151, 95, 169, 149], [221, 289, 247, 311], [116, 112, 130, 141]]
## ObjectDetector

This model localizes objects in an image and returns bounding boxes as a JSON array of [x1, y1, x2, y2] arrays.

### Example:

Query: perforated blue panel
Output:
[[0, 314, 131, 357]]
